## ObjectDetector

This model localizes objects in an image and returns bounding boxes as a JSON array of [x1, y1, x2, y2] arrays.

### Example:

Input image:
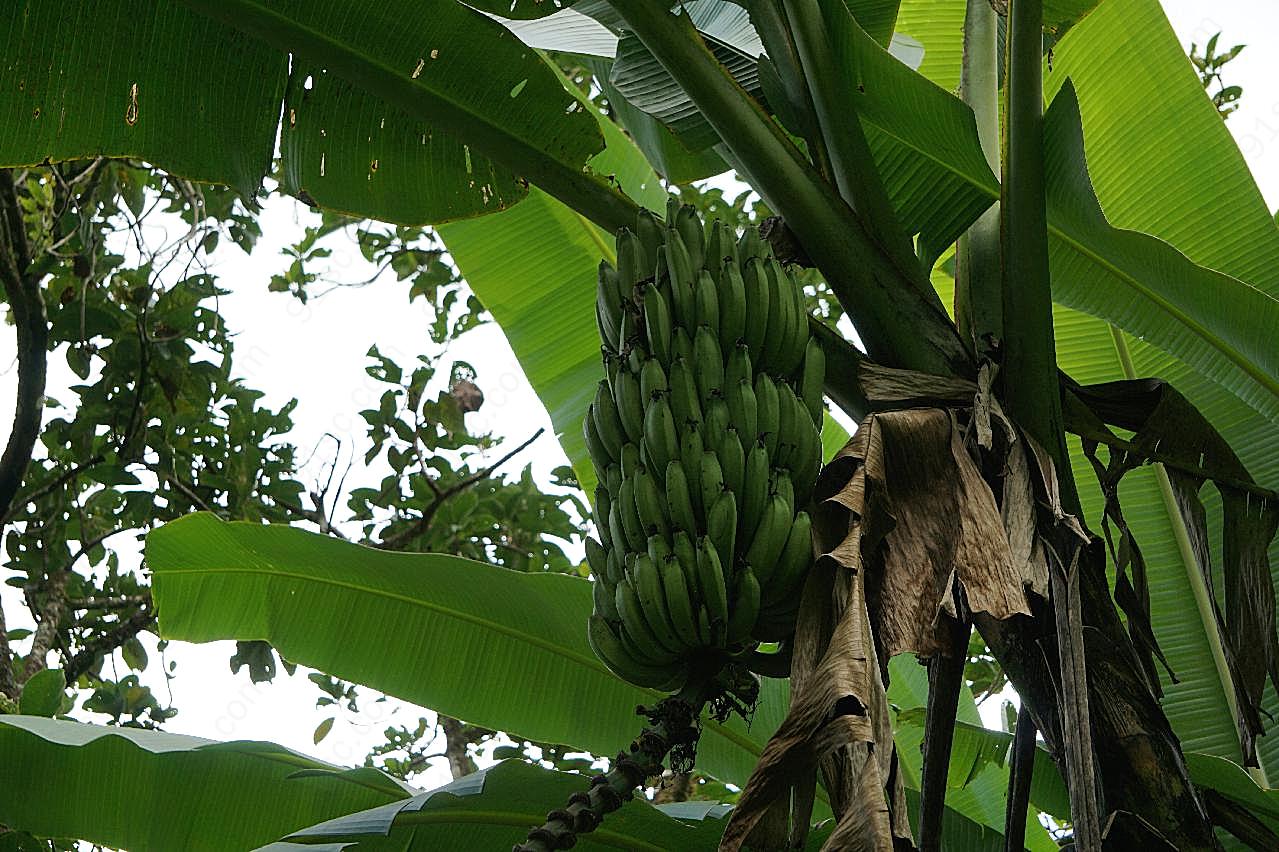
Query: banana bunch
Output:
[[583, 201, 825, 691]]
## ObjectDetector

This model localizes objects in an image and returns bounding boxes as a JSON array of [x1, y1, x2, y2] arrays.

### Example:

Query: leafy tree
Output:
[[2, 1, 1279, 850]]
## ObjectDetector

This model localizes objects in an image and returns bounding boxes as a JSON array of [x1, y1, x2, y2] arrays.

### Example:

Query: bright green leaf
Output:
[[0, 715, 409, 851], [18, 670, 66, 718], [145, 514, 791, 790]]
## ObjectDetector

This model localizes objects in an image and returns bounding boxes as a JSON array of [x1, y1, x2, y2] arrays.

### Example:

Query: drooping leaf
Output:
[[610, 2, 766, 153], [1027, 0, 1279, 778], [2, 0, 633, 227], [0, 715, 410, 851], [145, 513, 790, 790], [212, 0, 607, 224], [275, 759, 730, 850], [1068, 379, 1279, 765], [1043, 85, 1279, 429], [0, 1, 285, 197]]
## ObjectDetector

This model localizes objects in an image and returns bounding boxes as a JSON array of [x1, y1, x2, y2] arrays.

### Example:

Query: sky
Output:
[[2, 0, 1278, 801]]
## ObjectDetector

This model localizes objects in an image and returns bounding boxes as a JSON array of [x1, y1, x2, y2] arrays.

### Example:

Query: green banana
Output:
[[635, 211, 663, 273], [746, 494, 791, 586], [787, 389, 816, 479], [593, 486, 613, 552], [770, 259, 807, 376], [616, 475, 648, 552], [619, 443, 641, 482], [596, 287, 620, 353], [742, 258, 770, 359], [796, 419, 822, 504], [642, 395, 679, 472], [589, 614, 685, 689], [585, 535, 609, 580], [704, 220, 730, 282], [605, 546, 624, 585], [725, 343, 752, 390], [717, 261, 747, 350], [699, 450, 725, 516], [612, 370, 644, 444], [765, 510, 813, 602], [772, 470, 795, 519], [592, 380, 626, 458], [674, 204, 705, 272], [673, 531, 699, 592], [751, 604, 799, 643], [583, 408, 613, 473], [740, 442, 770, 541], [725, 378, 758, 446], [639, 357, 668, 403], [695, 534, 730, 629], [727, 567, 761, 646], [694, 269, 719, 334], [615, 576, 680, 663], [799, 336, 826, 427], [660, 555, 702, 649], [632, 553, 684, 654], [633, 467, 670, 538], [668, 358, 703, 428], [696, 604, 714, 648], [680, 427, 705, 516], [643, 284, 674, 368], [736, 224, 764, 262], [773, 382, 799, 468], [716, 429, 745, 497], [754, 373, 780, 457], [615, 228, 642, 291], [672, 326, 694, 363], [586, 209, 829, 678], [707, 490, 738, 570], [704, 396, 731, 442], [761, 260, 791, 369], [593, 576, 620, 622], [608, 495, 629, 561], [665, 460, 699, 536], [693, 326, 725, 403], [647, 533, 673, 568], [665, 231, 697, 326]]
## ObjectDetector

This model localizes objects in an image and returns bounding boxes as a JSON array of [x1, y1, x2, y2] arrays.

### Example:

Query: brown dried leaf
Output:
[[718, 559, 903, 852], [1070, 379, 1279, 764], [1002, 440, 1049, 597]]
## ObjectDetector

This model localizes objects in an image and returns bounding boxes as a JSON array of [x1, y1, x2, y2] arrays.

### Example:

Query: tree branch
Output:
[[0, 602, 17, 701], [377, 428, 543, 551], [0, 169, 49, 525], [22, 568, 68, 680], [0, 456, 105, 526], [62, 605, 155, 684]]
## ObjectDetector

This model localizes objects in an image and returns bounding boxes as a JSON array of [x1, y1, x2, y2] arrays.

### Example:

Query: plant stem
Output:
[[955, 0, 1003, 355], [607, 0, 969, 378], [780, 0, 918, 274], [1004, 706, 1036, 851], [745, 0, 834, 180], [513, 679, 714, 852], [918, 618, 969, 851], [1001, 3, 1101, 846], [0, 170, 48, 526]]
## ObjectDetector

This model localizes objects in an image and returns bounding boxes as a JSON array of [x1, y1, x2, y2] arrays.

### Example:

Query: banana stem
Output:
[[513, 678, 716, 852]]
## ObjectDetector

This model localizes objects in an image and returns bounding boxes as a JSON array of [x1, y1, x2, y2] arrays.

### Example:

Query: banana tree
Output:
[[3, 0, 1279, 849]]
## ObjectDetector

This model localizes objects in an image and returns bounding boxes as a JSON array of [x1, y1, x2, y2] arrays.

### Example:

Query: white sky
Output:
[[1, 0, 1277, 799]]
